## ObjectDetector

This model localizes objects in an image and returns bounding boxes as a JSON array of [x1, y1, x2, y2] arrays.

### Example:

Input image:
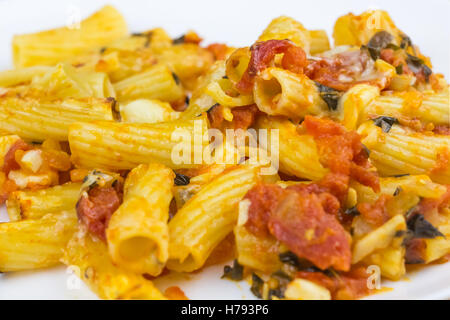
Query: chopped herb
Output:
[[172, 35, 185, 44], [279, 251, 325, 272], [315, 82, 341, 111], [362, 144, 371, 157], [396, 64, 404, 75], [144, 32, 153, 47], [174, 172, 190, 186], [367, 31, 394, 60], [323, 268, 339, 278], [107, 97, 120, 121], [393, 174, 410, 178], [421, 65, 433, 81], [407, 214, 445, 239], [250, 273, 264, 299], [400, 34, 413, 50], [206, 103, 220, 114], [268, 289, 284, 299], [373, 116, 398, 133], [221, 260, 244, 281], [406, 54, 425, 69], [393, 187, 402, 196], [386, 43, 401, 51], [344, 206, 360, 217], [99, 46, 107, 54], [131, 32, 153, 47], [279, 251, 301, 268], [264, 271, 292, 300], [88, 181, 98, 191], [406, 54, 433, 82], [271, 270, 292, 282], [278, 252, 332, 274], [222, 75, 229, 79], [405, 206, 418, 220], [172, 72, 180, 85], [405, 256, 425, 265], [395, 230, 407, 238]]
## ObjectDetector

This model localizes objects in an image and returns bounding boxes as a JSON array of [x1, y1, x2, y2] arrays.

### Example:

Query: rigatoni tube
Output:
[[308, 30, 330, 55], [107, 164, 174, 276], [258, 16, 311, 54], [254, 67, 326, 120], [358, 121, 450, 184], [6, 182, 81, 221], [0, 211, 77, 272], [256, 115, 328, 181], [180, 61, 226, 120], [63, 228, 166, 300], [364, 90, 450, 126], [167, 165, 262, 272], [68, 115, 209, 170], [113, 64, 184, 103], [12, 5, 128, 67], [0, 97, 114, 141]]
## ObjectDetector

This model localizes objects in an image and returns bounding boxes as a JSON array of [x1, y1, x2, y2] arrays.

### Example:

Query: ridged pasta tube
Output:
[[358, 121, 450, 184], [0, 96, 114, 141], [167, 165, 262, 272], [107, 164, 174, 276], [69, 116, 209, 170]]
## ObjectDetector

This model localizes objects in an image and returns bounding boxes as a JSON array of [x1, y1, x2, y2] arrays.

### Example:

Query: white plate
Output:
[[0, 0, 449, 300]]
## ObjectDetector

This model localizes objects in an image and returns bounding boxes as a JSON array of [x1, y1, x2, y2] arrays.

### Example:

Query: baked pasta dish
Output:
[[0, 6, 448, 300]]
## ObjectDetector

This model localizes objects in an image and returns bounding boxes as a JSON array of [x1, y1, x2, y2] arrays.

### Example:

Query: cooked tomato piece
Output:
[[380, 48, 413, 75], [0, 179, 18, 204], [76, 185, 123, 240], [2, 139, 31, 175], [236, 40, 307, 94], [207, 104, 224, 129], [431, 148, 450, 175], [245, 184, 285, 237], [305, 49, 391, 91], [230, 104, 259, 130], [433, 125, 450, 135], [208, 104, 259, 130], [206, 43, 228, 61], [418, 185, 450, 221], [303, 116, 379, 192], [245, 181, 352, 271], [269, 189, 352, 271], [405, 238, 426, 264]]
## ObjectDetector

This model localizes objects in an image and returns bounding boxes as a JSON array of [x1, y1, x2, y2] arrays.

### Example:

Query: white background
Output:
[[0, 0, 449, 299], [0, 0, 449, 77]]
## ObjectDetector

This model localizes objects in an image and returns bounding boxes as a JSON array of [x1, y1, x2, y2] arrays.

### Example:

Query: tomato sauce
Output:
[[296, 266, 370, 300], [245, 182, 352, 271], [357, 194, 392, 227], [303, 116, 380, 192], [76, 185, 123, 240], [1, 139, 31, 175]]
